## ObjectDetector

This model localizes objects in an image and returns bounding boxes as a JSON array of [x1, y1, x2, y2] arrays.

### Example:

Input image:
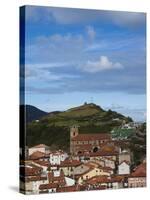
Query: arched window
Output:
[[78, 151, 82, 154], [93, 147, 98, 152]]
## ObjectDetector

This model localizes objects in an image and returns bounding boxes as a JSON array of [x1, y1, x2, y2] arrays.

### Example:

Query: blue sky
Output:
[[22, 6, 146, 121]]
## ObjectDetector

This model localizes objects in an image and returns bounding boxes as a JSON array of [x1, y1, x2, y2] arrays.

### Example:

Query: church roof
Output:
[[79, 150, 118, 157], [72, 133, 111, 141]]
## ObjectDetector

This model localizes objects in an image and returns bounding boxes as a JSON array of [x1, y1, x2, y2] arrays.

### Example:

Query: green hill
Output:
[[26, 103, 133, 151]]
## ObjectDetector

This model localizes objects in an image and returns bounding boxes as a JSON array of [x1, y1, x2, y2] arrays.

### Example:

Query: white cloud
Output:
[[25, 63, 80, 81], [82, 56, 123, 73], [26, 63, 68, 69], [86, 26, 96, 40]]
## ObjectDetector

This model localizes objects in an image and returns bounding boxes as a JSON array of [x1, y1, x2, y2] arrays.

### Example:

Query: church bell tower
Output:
[[70, 125, 79, 139], [70, 125, 79, 155]]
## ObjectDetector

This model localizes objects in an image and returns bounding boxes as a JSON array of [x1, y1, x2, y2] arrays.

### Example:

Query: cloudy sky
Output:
[[21, 6, 146, 121]]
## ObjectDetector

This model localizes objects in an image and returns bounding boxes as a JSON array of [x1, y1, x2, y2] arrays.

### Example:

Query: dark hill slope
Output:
[[20, 105, 48, 123]]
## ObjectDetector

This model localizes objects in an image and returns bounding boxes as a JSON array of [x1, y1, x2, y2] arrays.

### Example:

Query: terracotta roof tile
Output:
[[86, 175, 110, 184], [131, 163, 146, 177], [20, 165, 42, 176], [72, 134, 111, 141], [25, 176, 47, 182], [86, 175, 125, 185], [60, 159, 82, 167], [31, 144, 49, 149], [29, 151, 46, 160], [57, 185, 78, 192], [79, 150, 118, 157], [39, 183, 58, 190], [33, 160, 49, 167], [48, 171, 66, 186], [119, 160, 130, 166]]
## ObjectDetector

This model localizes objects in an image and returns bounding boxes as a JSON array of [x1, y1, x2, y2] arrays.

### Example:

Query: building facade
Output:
[[70, 126, 112, 155]]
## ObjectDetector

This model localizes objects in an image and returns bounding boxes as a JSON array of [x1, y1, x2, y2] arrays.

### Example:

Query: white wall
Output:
[[49, 153, 68, 165], [29, 148, 45, 156], [118, 162, 130, 175]]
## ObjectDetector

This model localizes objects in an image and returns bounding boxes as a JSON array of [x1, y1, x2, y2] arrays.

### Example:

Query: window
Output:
[[93, 147, 98, 152], [78, 151, 82, 154]]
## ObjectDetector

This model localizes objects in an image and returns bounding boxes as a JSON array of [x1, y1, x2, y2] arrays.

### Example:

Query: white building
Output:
[[104, 158, 115, 169], [119, 150, 131, 164], [65, 177, 75, 186], [121, 124, 132, 129], [49, 151, 68, 165], [29, 144, 50, 156], [118, 161, 130, 175]]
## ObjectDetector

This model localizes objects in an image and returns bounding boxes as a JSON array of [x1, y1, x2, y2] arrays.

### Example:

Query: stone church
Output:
[[70, 125, 112, 155]]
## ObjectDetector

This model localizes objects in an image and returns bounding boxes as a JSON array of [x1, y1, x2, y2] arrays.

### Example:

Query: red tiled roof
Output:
[[86, 175, 110, 184], [57, 185, 78, 192], [99, 166, 113, 171], [31, 144, 49, 149], [72, 134, 111, 141], [79, 150, 118, 157], [111, 175, 125, 182], [49, 150, 66, 156], [29, 151, 46, 160], [21, 165, 42, 176], [25, 176, 47, 182], [86, 175, 127, 185], [33, 160, 49, 167], [88, 185, 107, 190], [131, 163, 146, 177], [39, 183, 58, 190], [48, 171, 66, 186], [119, 160, 130, 166], [60, 159, 82, 167]]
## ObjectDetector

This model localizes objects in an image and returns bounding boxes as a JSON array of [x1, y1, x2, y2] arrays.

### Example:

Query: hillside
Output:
[[26, 103, 133, 151], [20, 105, 48, 123]]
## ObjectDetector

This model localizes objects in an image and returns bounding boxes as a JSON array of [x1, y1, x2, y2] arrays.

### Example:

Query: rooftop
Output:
[[20, 165, 42, 176], [79, 150, 118, 157], [25, 176, 47, 182], [131, 162, 146, 177], [57, 185, 78, 192], [30, 144, 49, 149], [39, 183, 58, 190], [29, 151, 46, 160], [72, 134, 111, 141], [60, 159, 82, 167]]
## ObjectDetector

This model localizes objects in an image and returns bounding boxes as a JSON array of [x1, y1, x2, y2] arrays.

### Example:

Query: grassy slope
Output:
[[26, 103, 133, 151]]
